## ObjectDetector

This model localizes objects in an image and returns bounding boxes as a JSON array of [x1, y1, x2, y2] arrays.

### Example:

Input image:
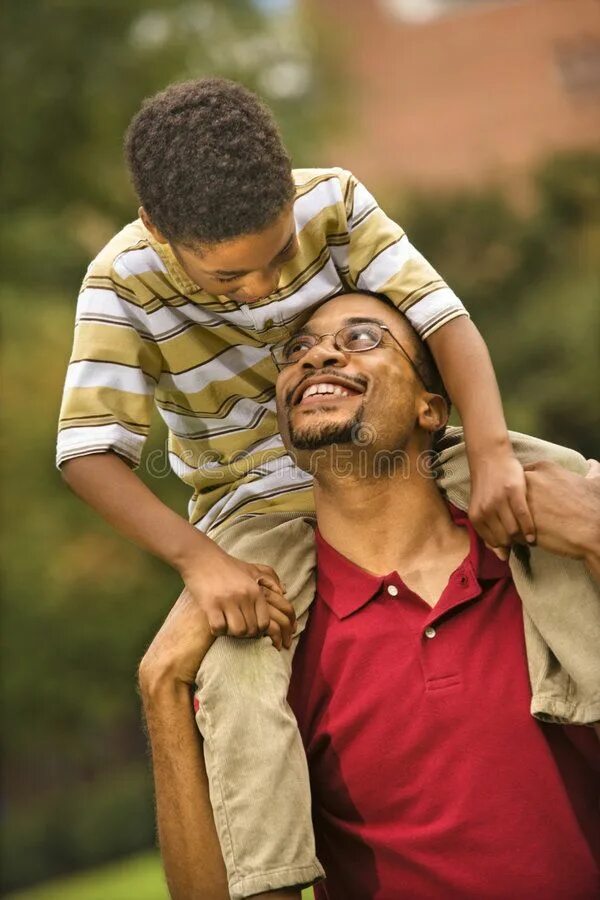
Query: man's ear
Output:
[[417, 393, 449, 437], [139, 207, 169, 244]]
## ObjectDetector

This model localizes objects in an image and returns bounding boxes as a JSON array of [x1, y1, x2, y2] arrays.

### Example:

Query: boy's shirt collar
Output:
[[142, 223, 204, 297]]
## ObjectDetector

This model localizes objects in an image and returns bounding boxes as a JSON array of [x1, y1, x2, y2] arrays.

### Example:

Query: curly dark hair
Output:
[[124, 78, 295, 246]]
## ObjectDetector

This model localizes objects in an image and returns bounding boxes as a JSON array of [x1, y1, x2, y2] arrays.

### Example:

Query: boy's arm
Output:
[[58, 266, 293, 643], [427, 317, 535, 549], [139, 590, 302, 900], [62, 453, 294, 649], [342, 171, 534, 549]]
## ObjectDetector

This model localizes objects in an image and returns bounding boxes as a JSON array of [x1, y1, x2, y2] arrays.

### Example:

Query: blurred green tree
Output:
[[1, 0, 336, 891], [397, 151, 600, 457], [1, 1, 598, 890], [2, 0, 334, 290]]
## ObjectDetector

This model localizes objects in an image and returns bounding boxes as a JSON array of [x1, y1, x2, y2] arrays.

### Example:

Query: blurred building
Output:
[[311, 0, 600, 188]]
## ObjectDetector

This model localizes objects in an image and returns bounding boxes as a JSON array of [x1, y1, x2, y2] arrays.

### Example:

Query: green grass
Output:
[[6, 851, 315, 900]]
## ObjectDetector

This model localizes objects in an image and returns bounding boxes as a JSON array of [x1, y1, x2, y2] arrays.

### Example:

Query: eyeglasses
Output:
[[271, 321, 429, 388]]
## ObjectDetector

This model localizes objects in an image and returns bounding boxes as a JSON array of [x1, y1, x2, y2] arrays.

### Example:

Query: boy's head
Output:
[[125, 78, 297, 302]]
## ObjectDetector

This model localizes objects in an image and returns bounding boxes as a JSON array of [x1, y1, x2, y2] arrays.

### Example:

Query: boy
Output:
[[58, 78, 593, 898]]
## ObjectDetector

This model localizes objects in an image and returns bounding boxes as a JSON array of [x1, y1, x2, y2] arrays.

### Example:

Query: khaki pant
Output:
[[194, 429, 600, 898]]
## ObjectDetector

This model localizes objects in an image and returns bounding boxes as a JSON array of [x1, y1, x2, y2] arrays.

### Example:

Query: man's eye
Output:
[[344, 325, 380, 348], [283, 336, 314, 359]]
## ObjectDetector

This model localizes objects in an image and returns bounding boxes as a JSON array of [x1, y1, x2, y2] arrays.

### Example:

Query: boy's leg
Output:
[[194, 513, 324, 900]]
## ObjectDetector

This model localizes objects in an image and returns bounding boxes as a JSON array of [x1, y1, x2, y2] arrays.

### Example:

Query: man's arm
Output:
[[141, 677, 229, 900], [139, 591, 302, 900], [524, 459, 600, 581]]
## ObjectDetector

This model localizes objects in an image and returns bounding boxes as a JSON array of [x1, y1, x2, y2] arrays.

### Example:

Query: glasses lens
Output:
[[279, 333, 318, 364], [338, 322, 383, 351]]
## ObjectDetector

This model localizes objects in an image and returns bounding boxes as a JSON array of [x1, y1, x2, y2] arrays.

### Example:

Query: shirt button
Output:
[[265, 318, 274, 329], [387, 585, 399, 597], [459, 574, 469, 587], [424, 626, 436, 639]]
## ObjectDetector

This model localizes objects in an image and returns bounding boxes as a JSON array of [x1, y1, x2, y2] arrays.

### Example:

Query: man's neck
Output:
[[313, 446, 468, 598]]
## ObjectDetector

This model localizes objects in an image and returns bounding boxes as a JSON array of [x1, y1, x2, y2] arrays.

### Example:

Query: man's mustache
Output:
[[284, 369, 369, 408]]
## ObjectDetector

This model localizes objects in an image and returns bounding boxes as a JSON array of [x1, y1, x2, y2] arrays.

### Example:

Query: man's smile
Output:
[[289, 374, 367, 408]]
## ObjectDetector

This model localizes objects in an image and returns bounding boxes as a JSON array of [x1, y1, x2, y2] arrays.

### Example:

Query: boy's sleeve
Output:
[[343, 172, 469, 340], [56, 261, 162, 469]]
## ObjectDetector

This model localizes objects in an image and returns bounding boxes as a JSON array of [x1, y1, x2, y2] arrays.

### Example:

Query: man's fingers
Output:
[[267, 604, 295, 649], [263, 588, 296, 627], [254, 564, 284, 594], [254, 594, 271, 633], [239, 598, 260, 637], [267, 620, 283, 651]]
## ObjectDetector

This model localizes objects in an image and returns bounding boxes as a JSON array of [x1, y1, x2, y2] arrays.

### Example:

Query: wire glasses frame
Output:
[[271, 321, 429, 390]]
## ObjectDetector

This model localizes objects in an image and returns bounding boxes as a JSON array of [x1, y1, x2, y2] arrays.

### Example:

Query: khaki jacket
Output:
[[437, 427, 600, 725]]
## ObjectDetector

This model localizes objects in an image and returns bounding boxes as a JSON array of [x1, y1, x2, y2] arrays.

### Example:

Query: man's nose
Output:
[[300, 335, 347, 369]]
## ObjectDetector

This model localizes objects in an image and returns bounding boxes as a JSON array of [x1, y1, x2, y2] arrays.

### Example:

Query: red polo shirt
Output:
[[288, 504, 600, 899]]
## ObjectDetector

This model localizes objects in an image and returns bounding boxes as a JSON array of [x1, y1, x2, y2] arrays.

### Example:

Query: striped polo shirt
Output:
[[57, 167, 467, 532]]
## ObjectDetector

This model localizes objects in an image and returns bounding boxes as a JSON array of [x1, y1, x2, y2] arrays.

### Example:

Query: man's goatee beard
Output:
[[289, 409, 363, 450]]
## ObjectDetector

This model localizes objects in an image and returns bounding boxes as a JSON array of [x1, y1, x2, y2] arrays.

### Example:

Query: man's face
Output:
[[142, 205, 298, 304], [276, 294, 438, 469]]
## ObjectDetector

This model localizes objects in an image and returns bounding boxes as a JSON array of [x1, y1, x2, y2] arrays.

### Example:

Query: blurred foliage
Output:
[[1, 0, 599, 893], [2, 0, 336, 291], [1, 0, 338, 892], [7, 848, 314, 900], [397, 150, 600, 456]]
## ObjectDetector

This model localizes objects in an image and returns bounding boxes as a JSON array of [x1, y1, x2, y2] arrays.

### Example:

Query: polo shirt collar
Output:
[[315, 502, 509, 620], [316, 532, 384, 619]]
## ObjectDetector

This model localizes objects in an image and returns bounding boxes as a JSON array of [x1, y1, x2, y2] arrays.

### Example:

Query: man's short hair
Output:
[[359, 292, 450, 403], [124, 78, 295, 246]]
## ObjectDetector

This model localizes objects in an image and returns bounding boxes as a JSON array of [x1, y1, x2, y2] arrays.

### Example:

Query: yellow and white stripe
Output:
[[57, 167, 468, 531]]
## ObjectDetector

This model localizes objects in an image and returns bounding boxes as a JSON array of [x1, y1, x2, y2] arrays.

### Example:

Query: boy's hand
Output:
[[180, 545, 296, 650], [468, 449, 536, 551]]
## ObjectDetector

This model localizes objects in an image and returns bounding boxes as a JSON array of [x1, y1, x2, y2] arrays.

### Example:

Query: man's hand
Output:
[[468, 449, 536, 553], [139, 572, 297, 697], [523, 460, 600, 581], [180, 544, 296, 649]]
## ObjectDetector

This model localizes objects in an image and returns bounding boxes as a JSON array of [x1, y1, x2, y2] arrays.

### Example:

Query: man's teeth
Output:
[[301, 383, 352, 401]]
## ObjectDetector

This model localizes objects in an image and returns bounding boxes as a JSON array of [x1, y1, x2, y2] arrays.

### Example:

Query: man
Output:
[[139, 293, 600, 899]]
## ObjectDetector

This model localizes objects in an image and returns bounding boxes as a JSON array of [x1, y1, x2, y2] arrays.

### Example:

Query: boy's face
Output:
[[141, 204, 298, 304]]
